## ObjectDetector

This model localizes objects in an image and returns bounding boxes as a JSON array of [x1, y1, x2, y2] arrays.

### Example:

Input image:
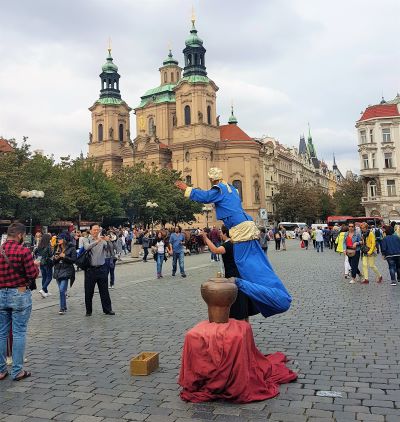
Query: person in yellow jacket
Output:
[[360, 222, 382, 284], [336, 226, 350, 278]]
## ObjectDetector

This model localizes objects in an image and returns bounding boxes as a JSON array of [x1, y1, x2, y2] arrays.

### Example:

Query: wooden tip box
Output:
[[130, 352, 159, 376]]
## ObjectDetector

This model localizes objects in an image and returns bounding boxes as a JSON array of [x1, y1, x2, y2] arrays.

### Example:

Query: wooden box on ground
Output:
[[130, 352, 159, 376]]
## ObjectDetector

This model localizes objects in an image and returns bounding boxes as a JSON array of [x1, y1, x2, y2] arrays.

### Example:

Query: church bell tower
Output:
[[88, 46, 131, 174]]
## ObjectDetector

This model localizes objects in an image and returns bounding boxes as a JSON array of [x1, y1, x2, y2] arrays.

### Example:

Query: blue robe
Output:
[[189, 182, 292, 318]]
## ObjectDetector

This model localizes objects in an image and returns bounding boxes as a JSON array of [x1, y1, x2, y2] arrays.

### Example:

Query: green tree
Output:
[[334, 177, 364, 216]]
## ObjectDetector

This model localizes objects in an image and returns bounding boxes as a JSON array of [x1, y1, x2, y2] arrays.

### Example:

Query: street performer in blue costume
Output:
[[176, 168, 292, 318]]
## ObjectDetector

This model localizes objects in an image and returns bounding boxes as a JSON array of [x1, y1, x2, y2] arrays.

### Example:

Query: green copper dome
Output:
[[102, 49, 118, 73], [163, 49, 179, 66], [185, 21, 203, 47]]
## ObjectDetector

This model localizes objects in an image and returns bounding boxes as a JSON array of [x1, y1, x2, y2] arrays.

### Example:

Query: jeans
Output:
[[57, 279, 68, 311], [211, 242, 220, 261], [361, 255, 381, 280], [348, 251, 361, 279], [143, 247, 149, 262], [275, 239, 281, 250], [316, 241, 324, 252], [84, 265, 112, 314], [105, 257, 115, 286], [156, 253, 164, 275], [386, 256, 400, 281], [40, 264, 53, 293], [0, 288, 32, 379], [172, 251, 185, 275]]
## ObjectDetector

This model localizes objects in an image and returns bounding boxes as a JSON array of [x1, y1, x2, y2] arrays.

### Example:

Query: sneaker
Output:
[[58, 310, 65, 315], [181, 273, 187, 278], [39, 289, 48, 298], [377, 276, 383, 283], [391, 281, 397, 286], [172, 273, 176, 276], [47, 292, 52, 296], [344, 275, 349, 279], [349, 279, 356, 284], [109, 285, 114, 289], [361, 279, 369, 284]]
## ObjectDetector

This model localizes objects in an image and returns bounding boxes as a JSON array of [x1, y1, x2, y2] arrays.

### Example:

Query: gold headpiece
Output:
[[207, 168, 223, 181]]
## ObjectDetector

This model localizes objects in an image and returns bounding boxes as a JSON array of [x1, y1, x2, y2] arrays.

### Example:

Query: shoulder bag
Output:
[[75, 249, 92, 270]]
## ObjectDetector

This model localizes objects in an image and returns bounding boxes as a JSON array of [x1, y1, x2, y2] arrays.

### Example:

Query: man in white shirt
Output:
[[315, 226, 324, 253]]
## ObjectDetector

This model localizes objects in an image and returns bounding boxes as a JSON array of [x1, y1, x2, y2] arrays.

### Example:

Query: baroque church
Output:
[[88, 18, 265, 225]]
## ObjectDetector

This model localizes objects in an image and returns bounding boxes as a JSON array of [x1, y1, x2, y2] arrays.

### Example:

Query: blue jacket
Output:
[[381, 235, 400, 257], [343, 232, 361, 252]]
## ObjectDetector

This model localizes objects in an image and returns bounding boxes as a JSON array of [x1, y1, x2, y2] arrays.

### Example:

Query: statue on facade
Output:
[[216, 115, 220, 126], [89, 132, 93, 143], [109, 127, 114, 140], [172, 114, 177, 127], [126, 128, 130, 141], [198, 111, 203, 123]]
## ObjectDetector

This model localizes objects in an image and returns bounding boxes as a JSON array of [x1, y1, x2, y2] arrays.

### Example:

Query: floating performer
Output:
[[176, 168, 291, 318]]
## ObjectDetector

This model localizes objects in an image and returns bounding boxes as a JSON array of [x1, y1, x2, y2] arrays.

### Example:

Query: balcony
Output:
[[362, 197, 379, 202], [360, 167, 379, 176], [358, 142, 378, 151]]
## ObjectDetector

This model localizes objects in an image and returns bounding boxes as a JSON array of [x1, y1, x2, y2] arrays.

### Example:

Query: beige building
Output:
[[357, 94, 400, 222], [260, 132, 342, 220], [88, 20, 265, 227]]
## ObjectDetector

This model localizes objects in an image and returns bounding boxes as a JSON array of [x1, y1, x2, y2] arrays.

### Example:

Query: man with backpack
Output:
[[372, 225, 383, 254]]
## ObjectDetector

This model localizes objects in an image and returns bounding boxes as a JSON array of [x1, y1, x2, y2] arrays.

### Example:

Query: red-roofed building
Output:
[[356, 94, 400, 222], [0, 138, 13, 154]]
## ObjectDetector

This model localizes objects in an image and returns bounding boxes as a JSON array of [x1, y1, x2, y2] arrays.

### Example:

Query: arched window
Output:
[[164, 72, 167, 83], [185, 151, 190, 162], [148, 117, 155, 135], [207, 106, 211, 124], [185, 175, 192, 185], [98, 124, 103, 142], [119, 124, 124, 143], [188, 54, 192, 65], [194, 54, 198, 64], [171, 72, 174, 82], [184, 105, 191, 125], [210, 151, 214, 161], [102, 79, 106, 89], [254, 181, 260, 202], [232, 180, 243, 200]]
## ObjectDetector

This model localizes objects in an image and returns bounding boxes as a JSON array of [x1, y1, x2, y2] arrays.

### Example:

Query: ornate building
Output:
[[357, 94, 400, 222], [88, 19, 265, 226]]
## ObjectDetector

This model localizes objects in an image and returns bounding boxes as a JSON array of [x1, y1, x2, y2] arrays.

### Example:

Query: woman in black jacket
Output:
[[53, 232, 77, 314]]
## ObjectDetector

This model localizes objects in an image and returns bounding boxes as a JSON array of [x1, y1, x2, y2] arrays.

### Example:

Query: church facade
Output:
[[88, 19, 265, 226]]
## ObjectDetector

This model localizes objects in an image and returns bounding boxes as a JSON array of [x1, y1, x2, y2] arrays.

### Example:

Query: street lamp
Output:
[[20, 190, 45, 243], [202, 204, 213, 228], [146, 201, 158, 231]]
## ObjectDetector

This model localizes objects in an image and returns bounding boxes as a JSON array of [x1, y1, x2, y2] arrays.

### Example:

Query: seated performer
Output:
[[201, 225, 258, 321], [176, 168, 292, 318]]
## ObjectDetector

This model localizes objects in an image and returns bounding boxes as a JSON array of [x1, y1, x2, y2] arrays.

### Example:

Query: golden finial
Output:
[[191, 5, 196, 25], [108, 37, 112, 55]]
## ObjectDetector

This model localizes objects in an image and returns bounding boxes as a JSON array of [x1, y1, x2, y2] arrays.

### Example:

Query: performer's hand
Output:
[[175, 181, 187, 191]]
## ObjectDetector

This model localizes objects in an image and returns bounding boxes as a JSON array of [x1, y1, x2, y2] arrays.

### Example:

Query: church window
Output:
[[184, 105, 191, 125], [119, 124, 124, 143], [185, 175, 192, 185], [194, 53, 198, 64], [148, 117, 155, 135], [210, 151, 214, 161], [188, 54, 192, 65], [207, 106, 211, 124], [185, 151, 190, 162], [232, 180, 243, 200], [164, 72, 167, 83], [102, 79, 106, 89], [98, 124, 103, 142], [171, 72, 174, 82]]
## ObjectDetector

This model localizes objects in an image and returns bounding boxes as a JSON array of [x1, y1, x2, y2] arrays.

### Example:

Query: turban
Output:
[[207, 167, 223, 181]]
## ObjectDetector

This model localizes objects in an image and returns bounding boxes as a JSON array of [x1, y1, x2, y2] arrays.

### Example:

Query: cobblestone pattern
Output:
[[0, 243, 399, 421]]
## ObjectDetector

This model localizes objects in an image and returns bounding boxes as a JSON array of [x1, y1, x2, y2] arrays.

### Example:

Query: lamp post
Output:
[[202, 204, 213, 228], [146, 201, 158, 232], [20, 190, 45, 244]]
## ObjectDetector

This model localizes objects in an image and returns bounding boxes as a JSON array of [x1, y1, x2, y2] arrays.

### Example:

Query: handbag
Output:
[[300, 240, 305, 249], [346, 248, 356, 257], [75, 249, 92, 270], [0, 245, 37, 290]]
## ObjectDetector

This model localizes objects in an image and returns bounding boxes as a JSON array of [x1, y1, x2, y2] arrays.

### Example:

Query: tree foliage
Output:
[[333, 177, 364, 217], [0, 139, 201, 226]]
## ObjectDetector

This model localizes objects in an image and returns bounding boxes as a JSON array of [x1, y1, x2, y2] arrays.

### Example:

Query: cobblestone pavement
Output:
[[1, 242, 399, 421]]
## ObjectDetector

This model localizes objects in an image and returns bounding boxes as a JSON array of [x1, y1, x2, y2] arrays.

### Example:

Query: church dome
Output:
[[102, 50, 118, 73], [163, 50, 179, 66], [185, 22, 203, 47]]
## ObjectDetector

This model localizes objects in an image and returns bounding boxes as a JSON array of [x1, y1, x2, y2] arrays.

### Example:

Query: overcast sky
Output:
[[1, 0, 399, 173]]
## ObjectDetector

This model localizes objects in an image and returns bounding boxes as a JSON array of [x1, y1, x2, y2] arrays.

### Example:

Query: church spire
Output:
[[99, 43, 121, 99], [307, 123, 316, 158], [182, 12, 207, 77], [228, 104, 238, 124]]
